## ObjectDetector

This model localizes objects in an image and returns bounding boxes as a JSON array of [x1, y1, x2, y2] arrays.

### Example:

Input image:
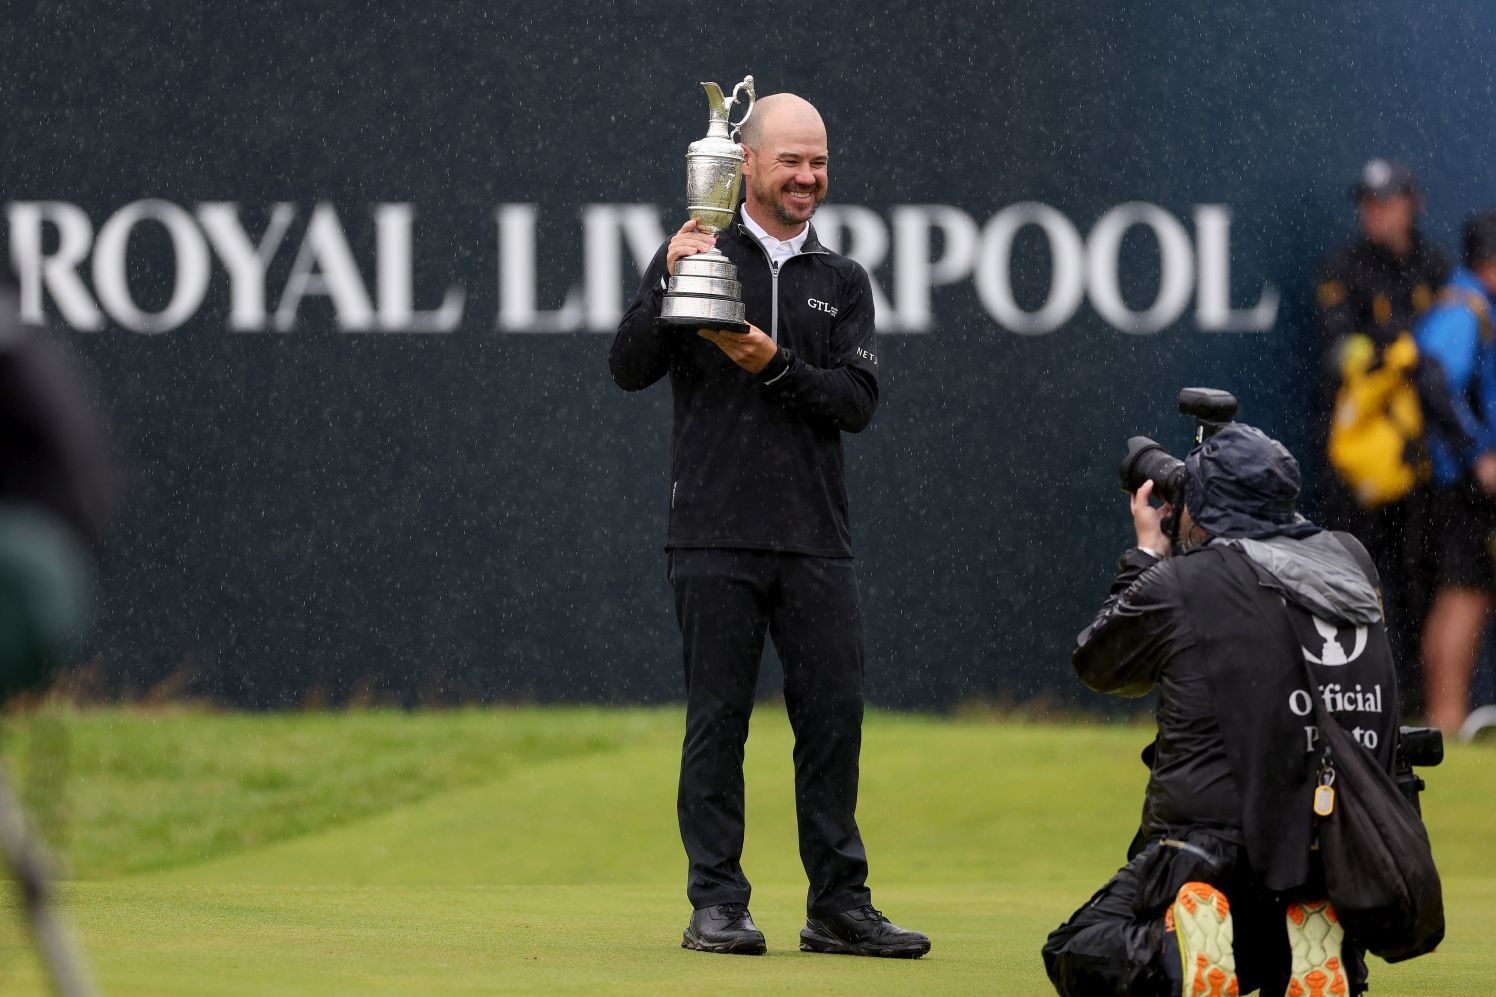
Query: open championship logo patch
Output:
[[1298, 614, 1368, 667]]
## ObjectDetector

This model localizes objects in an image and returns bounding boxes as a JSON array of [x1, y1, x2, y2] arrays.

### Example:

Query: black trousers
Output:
[[1042, 829, 1368, 996], [668, 548, 871, 917]]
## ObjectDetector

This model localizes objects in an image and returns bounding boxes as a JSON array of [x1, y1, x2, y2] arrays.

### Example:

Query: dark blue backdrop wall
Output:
[[4, 2, 1493, 708]]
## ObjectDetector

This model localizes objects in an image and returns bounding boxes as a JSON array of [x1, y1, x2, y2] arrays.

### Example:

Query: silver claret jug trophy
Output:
[[658, 75, 756, 333]]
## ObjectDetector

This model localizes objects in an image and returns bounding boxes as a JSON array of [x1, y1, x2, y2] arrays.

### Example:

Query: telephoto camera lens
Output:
[[1119, 436, 1188, 507]]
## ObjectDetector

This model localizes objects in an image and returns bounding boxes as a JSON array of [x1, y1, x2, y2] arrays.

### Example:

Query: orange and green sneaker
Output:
[[1285, 900, 1346, 997], [1170, 882, 1239, 997]]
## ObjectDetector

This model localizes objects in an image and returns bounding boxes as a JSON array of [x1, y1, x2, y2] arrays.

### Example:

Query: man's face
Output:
[[743, 116, 829, 232], [1358, 193, 1417, 250], [1175, 501, 1211, 552]]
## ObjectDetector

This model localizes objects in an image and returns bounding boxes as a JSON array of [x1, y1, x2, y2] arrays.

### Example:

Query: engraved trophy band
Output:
[[658, 75, 755, 333]]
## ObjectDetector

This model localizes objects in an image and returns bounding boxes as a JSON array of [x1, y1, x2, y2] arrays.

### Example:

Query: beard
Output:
[[749, 174, 827, 229]]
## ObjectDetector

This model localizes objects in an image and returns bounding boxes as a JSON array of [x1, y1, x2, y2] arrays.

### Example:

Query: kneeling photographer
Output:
[[1043, 391, 1439, 997]]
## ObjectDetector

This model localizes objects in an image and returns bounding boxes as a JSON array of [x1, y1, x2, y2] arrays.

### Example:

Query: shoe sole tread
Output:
[[1285, 901, 1345, 997], [1171, 882, 1239, 997], [681, 931, 766, 956]]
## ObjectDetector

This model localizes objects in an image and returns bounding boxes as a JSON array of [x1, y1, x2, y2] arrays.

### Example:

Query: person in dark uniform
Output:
[[609, 93, 929, 959], [1042, 424, 1398, 997], [1314, 159, 1452, 716]]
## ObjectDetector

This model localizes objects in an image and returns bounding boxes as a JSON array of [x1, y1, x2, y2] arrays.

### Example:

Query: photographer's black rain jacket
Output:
[[610, 210, 879, 558], [1074, 532, 1398, 893]]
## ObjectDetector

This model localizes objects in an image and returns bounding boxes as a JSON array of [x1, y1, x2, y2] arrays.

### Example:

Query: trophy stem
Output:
[[681, 247, 729, 270]]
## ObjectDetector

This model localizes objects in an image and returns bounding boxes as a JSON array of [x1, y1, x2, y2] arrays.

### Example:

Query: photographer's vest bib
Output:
[[1174, 538, 1397, 894]]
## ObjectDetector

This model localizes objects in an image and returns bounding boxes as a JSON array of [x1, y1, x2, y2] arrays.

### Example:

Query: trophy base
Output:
[[659, 250, 749, 332], [656, 313, 749, 334]]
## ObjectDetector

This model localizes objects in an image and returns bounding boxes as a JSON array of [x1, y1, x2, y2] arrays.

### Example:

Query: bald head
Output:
[[739, 93, 830, 239], [739, 93, 826, 151]]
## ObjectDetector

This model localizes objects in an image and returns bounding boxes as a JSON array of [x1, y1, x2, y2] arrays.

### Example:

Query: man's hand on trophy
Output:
[[668, 219, 717, 274], [698, 325, 777, 374]]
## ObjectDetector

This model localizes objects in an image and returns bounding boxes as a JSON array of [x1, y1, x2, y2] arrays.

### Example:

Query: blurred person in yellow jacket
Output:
[[1315, 159, 1451, 715]]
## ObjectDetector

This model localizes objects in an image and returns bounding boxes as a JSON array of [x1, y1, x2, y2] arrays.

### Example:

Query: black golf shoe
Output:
[[800, 905, 931, 958], [681, 902, 767, 955]]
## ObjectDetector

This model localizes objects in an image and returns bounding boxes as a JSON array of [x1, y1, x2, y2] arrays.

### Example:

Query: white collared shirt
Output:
[[740, 206, 808, 268]]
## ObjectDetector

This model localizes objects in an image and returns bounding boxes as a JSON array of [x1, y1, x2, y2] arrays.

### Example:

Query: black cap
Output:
[[1350, 158, 1418, 201], [1462, 210, 1496, 268]]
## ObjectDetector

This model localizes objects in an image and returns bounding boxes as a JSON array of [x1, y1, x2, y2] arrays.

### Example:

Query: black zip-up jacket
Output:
[[610, 210, 878, 557]]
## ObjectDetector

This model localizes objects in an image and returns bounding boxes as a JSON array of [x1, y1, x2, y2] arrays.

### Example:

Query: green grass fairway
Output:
[[0, 706, 1490, 994]]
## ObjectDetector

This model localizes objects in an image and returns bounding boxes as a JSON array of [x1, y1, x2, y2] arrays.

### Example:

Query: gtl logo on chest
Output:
[[807, 297, 838, 316]]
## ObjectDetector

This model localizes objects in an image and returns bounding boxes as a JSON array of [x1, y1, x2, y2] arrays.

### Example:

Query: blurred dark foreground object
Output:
[[0, 770, 100, 997], [0, 267, 117, 698], [0, 507, 93, 702], [0, 267, 113, 997]]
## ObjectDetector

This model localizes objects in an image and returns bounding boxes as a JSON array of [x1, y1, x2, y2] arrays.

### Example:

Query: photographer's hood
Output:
[[1226, 533, 1384, 626], [1183, 422, 1382, 625], [1184, 423, 1315, 541]]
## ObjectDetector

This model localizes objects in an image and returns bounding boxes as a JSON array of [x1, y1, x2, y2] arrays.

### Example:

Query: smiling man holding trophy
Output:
[[610, 77, 929, 960]]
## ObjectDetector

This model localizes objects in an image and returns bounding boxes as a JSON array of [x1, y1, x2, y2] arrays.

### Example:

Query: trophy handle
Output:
[[728, 75, 756, 142]]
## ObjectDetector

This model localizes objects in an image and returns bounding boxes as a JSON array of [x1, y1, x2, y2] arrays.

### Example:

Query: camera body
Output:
[[1117, 388, 1239, 536], [1394, 725, 1443, 815]]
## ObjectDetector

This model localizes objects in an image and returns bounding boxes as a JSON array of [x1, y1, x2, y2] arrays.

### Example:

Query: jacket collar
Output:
[[728, 205, 827, 255]]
